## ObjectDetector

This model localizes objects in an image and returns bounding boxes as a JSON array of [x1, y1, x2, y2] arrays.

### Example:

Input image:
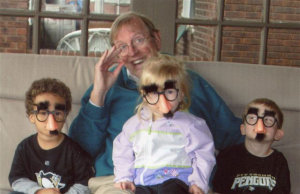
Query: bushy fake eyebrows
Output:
[[247, 107, 276, 116], [33, 101, 66, 111], [264, 110, 276, 117], [142, 84, 158, 93], [142, 80, 176, 93], [33, 101, 49, 111], [164, 80, 176, 89], [247, 107, 258, 115]]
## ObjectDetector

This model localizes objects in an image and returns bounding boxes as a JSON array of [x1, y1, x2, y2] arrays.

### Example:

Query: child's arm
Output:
[[11, 178, 44, 194], [189, 184, 205, 194], [112, 123, 135, 190], [64, 183, 90, 194], [66, 141, 95, 194], [35, 188, 61, 194], [114, 181, 135, 192], [9, 141, 44, 194], [271, 153, 291, 193], [185, 118, 216, 193]]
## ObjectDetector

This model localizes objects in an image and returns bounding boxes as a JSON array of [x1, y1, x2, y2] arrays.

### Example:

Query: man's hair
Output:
[[243, 98, 284, 128], [25, 78, 72, 116], [110, 11, 159, 45], [136, 54, 191, 117]]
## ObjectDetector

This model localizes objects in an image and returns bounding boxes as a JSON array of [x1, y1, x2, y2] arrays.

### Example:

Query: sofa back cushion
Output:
[[0, 53, 299, 193]]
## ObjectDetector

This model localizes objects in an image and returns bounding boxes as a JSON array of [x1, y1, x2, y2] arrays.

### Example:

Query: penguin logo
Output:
[[35, 170, 66, 189]]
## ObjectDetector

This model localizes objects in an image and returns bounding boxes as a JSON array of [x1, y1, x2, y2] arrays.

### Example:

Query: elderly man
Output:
[[69, 11, 244, 194]]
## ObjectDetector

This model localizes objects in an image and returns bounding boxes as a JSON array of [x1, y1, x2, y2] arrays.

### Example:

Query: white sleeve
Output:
[[65, 183, 91, 194], [11, 178, 42, 194]]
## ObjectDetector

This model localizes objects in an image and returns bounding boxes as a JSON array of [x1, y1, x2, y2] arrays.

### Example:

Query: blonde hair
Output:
[[136, 55, 191, 118], [243, 98, 284, 128]]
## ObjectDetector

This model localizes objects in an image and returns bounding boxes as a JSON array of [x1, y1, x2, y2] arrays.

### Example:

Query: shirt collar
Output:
[[127, 69, 139, 83]]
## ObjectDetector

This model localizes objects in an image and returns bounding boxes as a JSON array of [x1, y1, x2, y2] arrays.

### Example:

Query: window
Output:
[[1, 0, 300, 67], [0, 0, 131, 56], [175, 0, 300, 66]]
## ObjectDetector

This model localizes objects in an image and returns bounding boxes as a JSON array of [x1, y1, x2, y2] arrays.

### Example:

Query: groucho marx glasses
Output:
[[116, 35, 150, 57], [31, 109, 66, 122], [245, 114, 277, 128], [143, 88, 179, 105]]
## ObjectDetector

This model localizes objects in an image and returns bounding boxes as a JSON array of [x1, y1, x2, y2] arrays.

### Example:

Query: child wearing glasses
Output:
[[112, 55, 216, 194], [8, 78, 94, 194], [212, 98, 290, 194]]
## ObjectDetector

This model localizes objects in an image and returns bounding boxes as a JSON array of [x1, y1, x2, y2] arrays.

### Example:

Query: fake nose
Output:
[[46, 114, 58, 131], [255, 118, 266, 134], [158, 94, 172, 114]]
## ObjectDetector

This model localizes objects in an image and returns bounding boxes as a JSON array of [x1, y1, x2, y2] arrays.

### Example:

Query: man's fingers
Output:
[[112, 63, 124, 77], [98, 47, 121, 71]]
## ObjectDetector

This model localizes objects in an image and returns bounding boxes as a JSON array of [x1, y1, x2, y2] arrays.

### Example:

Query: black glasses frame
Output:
[[245, 114, 277, 128], [31, 110, 66, 122], [143, 89, 179, 105]]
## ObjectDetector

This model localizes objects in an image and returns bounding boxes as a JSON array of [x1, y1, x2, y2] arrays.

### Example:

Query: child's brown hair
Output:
[[25, 78, 72, 116]]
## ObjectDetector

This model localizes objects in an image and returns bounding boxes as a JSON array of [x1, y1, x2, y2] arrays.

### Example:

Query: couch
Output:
[[0, 53, 299, 193]]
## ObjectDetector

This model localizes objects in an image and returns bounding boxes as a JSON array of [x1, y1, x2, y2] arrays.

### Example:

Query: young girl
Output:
[[112, 55, 216, 194]]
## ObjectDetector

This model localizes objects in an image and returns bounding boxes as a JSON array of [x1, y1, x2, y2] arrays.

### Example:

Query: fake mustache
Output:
[[49, 130, 59, 135], [255, 133, 265, 141], [163, 111, 174, 118]]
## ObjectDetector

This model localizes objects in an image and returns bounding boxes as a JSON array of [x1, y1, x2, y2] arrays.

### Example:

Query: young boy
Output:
[[212, 98, 290, 193], [8, 78, 94, 194]]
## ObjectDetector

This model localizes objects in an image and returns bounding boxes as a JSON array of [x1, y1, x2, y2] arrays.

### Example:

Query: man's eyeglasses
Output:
[[245, 114, 277, 127], [32, 110, 66, 122], [116, 35, 150, 57], [143, 88, 179, 105]]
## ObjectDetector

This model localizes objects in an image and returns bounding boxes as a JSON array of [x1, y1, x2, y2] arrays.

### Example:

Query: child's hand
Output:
[[35, 188, 61, 194], [114, 181, 136, 192], [189, 184, 204, 194]]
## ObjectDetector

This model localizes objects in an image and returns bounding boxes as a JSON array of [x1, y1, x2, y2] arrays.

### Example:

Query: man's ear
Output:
[[153, 30, 161, 51], [29, 114, 35, 124], [240, 124, 246, 135], [274, 129, 284, 141]]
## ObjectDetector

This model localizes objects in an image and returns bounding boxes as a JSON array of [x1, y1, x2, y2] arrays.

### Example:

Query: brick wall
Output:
[[0, 16, 29, 53], [176, 0, 217, 61], [222, 26, 260, 64], [176, 0, 300, 67], [224, 0, 262, 21], [221, 0, 262, 64], [267, 28, 300, 66], [0, 0, 29, 53]]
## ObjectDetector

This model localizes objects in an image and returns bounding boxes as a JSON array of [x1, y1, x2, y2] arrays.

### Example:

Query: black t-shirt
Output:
[[212, 143, 290, 194], [9, 133, 94, 193]]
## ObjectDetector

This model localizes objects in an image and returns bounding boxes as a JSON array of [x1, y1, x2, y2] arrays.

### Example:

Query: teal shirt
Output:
[[69, 66, 244, 176]]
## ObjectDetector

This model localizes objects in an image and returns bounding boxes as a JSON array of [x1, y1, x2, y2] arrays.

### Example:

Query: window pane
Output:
[[270, 0, 300, 23], [224, 0, 263, 21], [88, 21, 113, 57], [175, 25, 216, 61], [40, 18, 80, 55], [267, 28, 300, 67], [221, 27, 261, 64], [177, 0, 217, 20], [42, 0, 81, 13], [0, 0, 31, 10], [90, 0, 131, 14], [0, 16, 31, 53]]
